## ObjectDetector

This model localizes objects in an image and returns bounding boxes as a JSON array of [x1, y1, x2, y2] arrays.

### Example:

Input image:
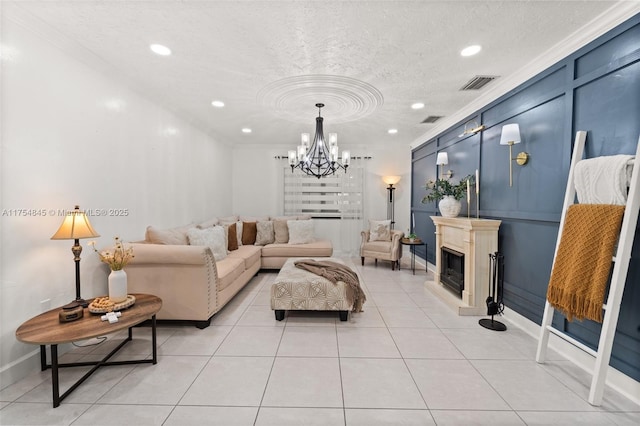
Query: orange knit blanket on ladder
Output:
[[547, 204, 625, 322]]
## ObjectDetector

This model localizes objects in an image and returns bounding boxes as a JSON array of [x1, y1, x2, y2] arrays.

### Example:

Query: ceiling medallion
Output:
[[257, 75, 384, 124]]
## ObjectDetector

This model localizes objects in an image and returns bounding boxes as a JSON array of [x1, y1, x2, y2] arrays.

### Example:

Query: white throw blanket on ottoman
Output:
[[270, 257, 360, 321]]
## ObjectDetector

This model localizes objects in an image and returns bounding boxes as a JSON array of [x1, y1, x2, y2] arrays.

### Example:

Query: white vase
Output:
[[439, 196, 462, 218], [108, 269, 128, 303]]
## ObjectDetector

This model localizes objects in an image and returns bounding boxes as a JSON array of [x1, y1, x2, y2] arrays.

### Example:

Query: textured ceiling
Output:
[[4, 1, 624, 149]]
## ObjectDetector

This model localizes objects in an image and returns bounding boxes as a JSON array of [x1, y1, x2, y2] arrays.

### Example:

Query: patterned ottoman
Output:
[[270, 258, 354, 321]]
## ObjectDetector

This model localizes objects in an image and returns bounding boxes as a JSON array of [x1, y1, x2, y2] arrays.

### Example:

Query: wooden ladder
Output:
[[535, 130, 640, 406]]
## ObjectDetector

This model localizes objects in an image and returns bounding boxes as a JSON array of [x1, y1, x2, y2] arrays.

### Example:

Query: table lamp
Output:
[[51, 205, 100, 307]]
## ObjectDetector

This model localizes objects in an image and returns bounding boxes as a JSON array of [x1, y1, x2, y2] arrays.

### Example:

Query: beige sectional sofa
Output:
[[125, 215, 332, 328]]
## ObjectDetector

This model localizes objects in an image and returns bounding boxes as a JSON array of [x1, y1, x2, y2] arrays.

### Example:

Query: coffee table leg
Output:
[[51, 345, 60, 408], [151, 314, 157, 364], [40, 345, 47, 371]]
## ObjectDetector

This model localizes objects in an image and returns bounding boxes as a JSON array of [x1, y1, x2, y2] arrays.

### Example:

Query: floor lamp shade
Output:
[[51, 206, 100, 307]]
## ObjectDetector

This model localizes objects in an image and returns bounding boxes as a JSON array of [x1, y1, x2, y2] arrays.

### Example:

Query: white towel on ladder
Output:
[[574, 155, 634, 205]]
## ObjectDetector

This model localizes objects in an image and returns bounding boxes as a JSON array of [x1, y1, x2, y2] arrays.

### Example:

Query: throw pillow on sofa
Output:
[[288, 220, 315, 244], [146, 224, 193, 245], [227, 222, 238, 251], [220, 220, 243, 247], [187, 226, 227, 261], [369, 219, 392, 241], [242, 221, 257, 245], [273, 219, 289, 243], [255, 221, 275, 246]]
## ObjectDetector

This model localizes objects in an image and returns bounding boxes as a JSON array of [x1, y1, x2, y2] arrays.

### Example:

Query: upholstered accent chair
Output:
[[360, 228, 404, 270]]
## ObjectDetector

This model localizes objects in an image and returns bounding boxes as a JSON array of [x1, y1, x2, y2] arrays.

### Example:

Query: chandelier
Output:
[[288, 103, 350, 178]]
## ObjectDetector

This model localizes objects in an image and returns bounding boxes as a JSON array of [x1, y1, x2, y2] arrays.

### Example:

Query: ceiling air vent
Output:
[[460, 75, 498, 91], [421, 115, 443, 124]]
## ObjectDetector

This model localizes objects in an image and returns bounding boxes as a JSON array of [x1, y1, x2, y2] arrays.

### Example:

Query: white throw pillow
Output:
[[236, 221, 243, 246], [369, 219, 391, 241], [255, 221, 275, 246], [287, 220, 315, 244], [187, 226, 227, 261]]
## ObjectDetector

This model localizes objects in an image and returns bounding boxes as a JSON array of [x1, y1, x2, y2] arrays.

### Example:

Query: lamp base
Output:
[[479, 318, 507, 331], [73, 297, 89, 308]]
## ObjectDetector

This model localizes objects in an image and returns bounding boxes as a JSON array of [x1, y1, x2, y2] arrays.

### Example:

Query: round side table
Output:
[[400, 238, 427, 275]]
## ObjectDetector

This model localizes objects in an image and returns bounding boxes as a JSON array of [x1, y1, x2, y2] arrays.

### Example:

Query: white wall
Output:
[[232, 143, 412, 254], [0, 18, 232, 385]]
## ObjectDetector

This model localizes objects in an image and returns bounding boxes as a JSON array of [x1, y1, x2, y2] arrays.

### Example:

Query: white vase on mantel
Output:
[[439, 196, 462, 218], [108, 269, 128, 303]]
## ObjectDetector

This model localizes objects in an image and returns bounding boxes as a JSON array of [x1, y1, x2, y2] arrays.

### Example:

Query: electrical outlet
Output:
[[40, 298, 51, 312]]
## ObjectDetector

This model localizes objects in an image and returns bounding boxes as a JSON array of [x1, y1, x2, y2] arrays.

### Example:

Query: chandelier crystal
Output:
[[288, 103, 350, 178]]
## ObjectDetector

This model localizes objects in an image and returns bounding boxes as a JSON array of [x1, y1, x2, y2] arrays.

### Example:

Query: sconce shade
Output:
[[436, 152, 449, 165], [51, 206, 100, 240], [500, 124, 521, 145], [382, 175, 401, 186]]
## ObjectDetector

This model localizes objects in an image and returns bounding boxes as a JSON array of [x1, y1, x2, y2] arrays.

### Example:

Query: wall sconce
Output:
[[382, 176, 401, 229], [458, 120, 486, 137], [436, 152, 453, 179], [499, 123, 529, 187]]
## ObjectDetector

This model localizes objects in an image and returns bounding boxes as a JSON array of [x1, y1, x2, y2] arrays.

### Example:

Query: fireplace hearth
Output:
[[441, 247, 464, 296]]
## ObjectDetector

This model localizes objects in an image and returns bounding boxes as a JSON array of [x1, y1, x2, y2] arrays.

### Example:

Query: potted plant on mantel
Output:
[[421, 175, 475, 218]]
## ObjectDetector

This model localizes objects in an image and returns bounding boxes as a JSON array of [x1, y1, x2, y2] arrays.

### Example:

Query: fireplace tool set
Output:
[[479, 251, 507, 331]]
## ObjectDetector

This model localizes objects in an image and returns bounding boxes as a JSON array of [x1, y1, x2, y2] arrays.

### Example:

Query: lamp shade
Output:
[[51, 206, 100, 240], [500, 124, 521, 145], [436, 152, 449, 165], [382, 175, 401, 186]]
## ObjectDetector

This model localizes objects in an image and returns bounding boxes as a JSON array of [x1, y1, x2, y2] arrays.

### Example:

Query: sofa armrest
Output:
[[125, 243, 219, 322]]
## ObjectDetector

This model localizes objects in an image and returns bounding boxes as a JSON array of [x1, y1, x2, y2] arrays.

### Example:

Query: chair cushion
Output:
[[362, 240, 393, 254]]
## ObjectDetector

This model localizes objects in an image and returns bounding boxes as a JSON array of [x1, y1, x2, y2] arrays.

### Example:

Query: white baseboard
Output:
[[502, 305, 640, 406], [0, 349, 40, 390]]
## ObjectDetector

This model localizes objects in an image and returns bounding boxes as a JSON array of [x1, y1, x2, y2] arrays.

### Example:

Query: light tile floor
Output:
[[1, 257, 639, 425]]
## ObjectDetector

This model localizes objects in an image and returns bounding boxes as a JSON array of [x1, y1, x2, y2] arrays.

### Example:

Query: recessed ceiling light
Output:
[[460, 45, 482, 57], [411, 102, 425, 110], [150, 44, 171, 56], [211, 100, 225, 108], [242, 128, 252, 133], [388, 129, 398, 134]]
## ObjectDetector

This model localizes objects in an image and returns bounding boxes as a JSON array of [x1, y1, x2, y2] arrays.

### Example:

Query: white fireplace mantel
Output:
[[431, 216, 501, 315]]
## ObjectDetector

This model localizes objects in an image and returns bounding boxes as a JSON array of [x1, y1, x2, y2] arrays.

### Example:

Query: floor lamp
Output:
[[382, 176, 401, 229], [51, 205, 100, 308]]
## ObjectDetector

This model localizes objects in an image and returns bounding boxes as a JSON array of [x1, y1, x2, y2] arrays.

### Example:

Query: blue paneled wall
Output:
[[411, 14, 640, 380]]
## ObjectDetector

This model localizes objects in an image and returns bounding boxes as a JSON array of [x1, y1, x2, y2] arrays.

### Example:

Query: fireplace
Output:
[[431, 217, 501, 315], [441, 247, 464, 296]]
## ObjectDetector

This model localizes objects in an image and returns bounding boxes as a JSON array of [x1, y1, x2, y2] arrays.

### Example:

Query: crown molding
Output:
[[411, 2, 640, 149]]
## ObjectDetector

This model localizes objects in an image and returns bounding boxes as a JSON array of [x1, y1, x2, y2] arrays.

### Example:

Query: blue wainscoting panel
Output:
[[481, 96, 567, 221], [497, 218, 559, 324], [574, 61, 640, 158]]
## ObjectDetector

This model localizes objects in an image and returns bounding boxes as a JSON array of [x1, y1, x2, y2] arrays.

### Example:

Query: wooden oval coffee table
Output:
[[16, 293, 162, 407]]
